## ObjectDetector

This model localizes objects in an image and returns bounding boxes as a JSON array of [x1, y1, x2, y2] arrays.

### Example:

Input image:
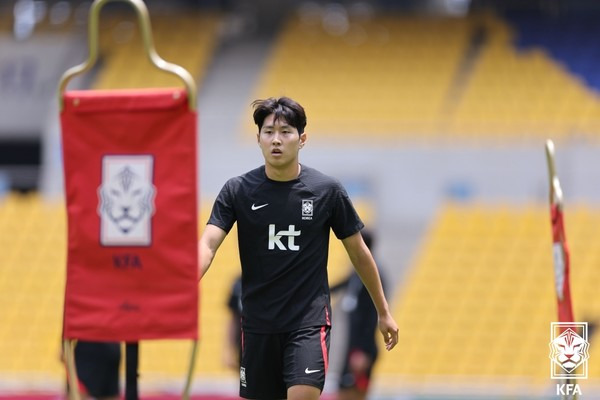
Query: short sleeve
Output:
[[207, 179, 237, 233], [330, 183, 364, 240]]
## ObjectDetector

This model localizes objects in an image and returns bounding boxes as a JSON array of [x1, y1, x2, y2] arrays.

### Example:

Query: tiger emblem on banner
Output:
[[98, 155, 156, 246], [549, 327, 590, 374]]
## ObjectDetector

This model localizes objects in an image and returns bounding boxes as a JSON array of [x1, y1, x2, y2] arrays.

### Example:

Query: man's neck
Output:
[[265, 163, 301, 182]]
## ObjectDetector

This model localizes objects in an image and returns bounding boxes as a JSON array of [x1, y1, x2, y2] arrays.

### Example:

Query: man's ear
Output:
[[299, 132, 307, 148]]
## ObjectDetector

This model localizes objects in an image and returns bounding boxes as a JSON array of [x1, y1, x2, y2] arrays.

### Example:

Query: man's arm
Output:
[[341, 231, 399, 351], [198, 224, 228, 279]]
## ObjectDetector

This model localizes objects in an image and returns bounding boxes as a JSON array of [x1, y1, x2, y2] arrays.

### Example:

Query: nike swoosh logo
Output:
[[251, 203, 269, 211], [305, 368, 320, 374]]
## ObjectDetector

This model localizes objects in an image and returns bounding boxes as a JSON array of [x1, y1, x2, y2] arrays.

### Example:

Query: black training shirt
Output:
[[208, 165, 364, 333]]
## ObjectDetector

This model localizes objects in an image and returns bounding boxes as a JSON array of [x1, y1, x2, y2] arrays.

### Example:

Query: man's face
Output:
[[257, 113, 306, 169]]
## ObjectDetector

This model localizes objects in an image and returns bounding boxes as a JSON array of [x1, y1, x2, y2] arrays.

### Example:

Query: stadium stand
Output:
[[376, 203, 600, 394], [449, 14, 600, 142], [92, 10, 220, 90], [246, 11, 600, 143], [246, 14, 472, 140], [0, 194, 65, 385], [0, 1, 88, 192], [506, 11, 600, 93]]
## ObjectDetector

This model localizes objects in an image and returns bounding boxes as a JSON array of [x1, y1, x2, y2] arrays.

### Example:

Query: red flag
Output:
[[60, 88, 198, 341], [550, 203, 574, 323]]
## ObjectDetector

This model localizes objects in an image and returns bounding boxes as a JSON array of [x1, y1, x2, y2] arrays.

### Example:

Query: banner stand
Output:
[[546, 140, 578, 400], [65, 339, 197, 400], [63, 339, 80, 400], [57, 0, 196, 112], [545, 140, 563, 213], [57, 1, 199, 399], [183, 341, 199, 400]]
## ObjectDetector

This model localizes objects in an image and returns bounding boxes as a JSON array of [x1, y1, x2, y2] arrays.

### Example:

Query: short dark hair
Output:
[[252, 97, 307, 134]]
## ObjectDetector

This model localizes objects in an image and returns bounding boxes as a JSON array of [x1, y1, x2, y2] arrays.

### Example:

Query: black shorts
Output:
[[74, 341, 121, 398], [239, 325, 330, 400]]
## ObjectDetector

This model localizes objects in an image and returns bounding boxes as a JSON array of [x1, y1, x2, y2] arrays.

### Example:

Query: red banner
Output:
[[550, 203, 574, 323], [61, 88, 198, 341]]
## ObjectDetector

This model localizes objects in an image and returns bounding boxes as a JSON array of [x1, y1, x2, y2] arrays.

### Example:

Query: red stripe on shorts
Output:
[[241, 324, 245, 353], [320, 326, 328, 374]]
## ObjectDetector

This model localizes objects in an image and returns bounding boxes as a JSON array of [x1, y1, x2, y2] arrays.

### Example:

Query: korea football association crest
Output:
[[549, 322, 589, 379], [98, 155, 156, 246], [302, 199, 313, 220]]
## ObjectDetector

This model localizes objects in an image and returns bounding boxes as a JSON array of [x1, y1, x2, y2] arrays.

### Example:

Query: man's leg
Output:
[[74, 342, 121, 400], [337, 387, 366, 400], [284, 326, 330, 400], [240, 331, 287, 399], [288, 384, 321, 400]]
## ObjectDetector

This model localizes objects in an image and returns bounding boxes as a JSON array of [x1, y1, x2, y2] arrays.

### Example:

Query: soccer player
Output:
[[223, 275, 243, 370], [333, 229, 384, 400], [65, 341, 121, 400], [199, 97, 398, 400]]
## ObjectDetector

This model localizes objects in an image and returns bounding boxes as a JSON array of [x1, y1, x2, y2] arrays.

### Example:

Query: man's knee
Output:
[[288, 384, 321, 400]]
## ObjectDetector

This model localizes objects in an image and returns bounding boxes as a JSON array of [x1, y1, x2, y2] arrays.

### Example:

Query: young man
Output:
[[333, 229, 384, 400], [199, 97, 398, 400]]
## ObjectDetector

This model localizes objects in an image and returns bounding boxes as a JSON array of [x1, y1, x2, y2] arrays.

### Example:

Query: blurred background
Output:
[[1, 0, 600, 398]]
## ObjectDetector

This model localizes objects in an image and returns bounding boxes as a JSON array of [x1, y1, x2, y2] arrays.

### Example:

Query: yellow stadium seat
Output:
[[92, 11, 221, 91], [247, 12, 600, 142], [376, 203, 600, 392], [245, 15, 472, 142]]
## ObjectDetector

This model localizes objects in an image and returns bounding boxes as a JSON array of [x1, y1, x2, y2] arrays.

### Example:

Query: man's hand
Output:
[[378, 312, 399, 351]]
